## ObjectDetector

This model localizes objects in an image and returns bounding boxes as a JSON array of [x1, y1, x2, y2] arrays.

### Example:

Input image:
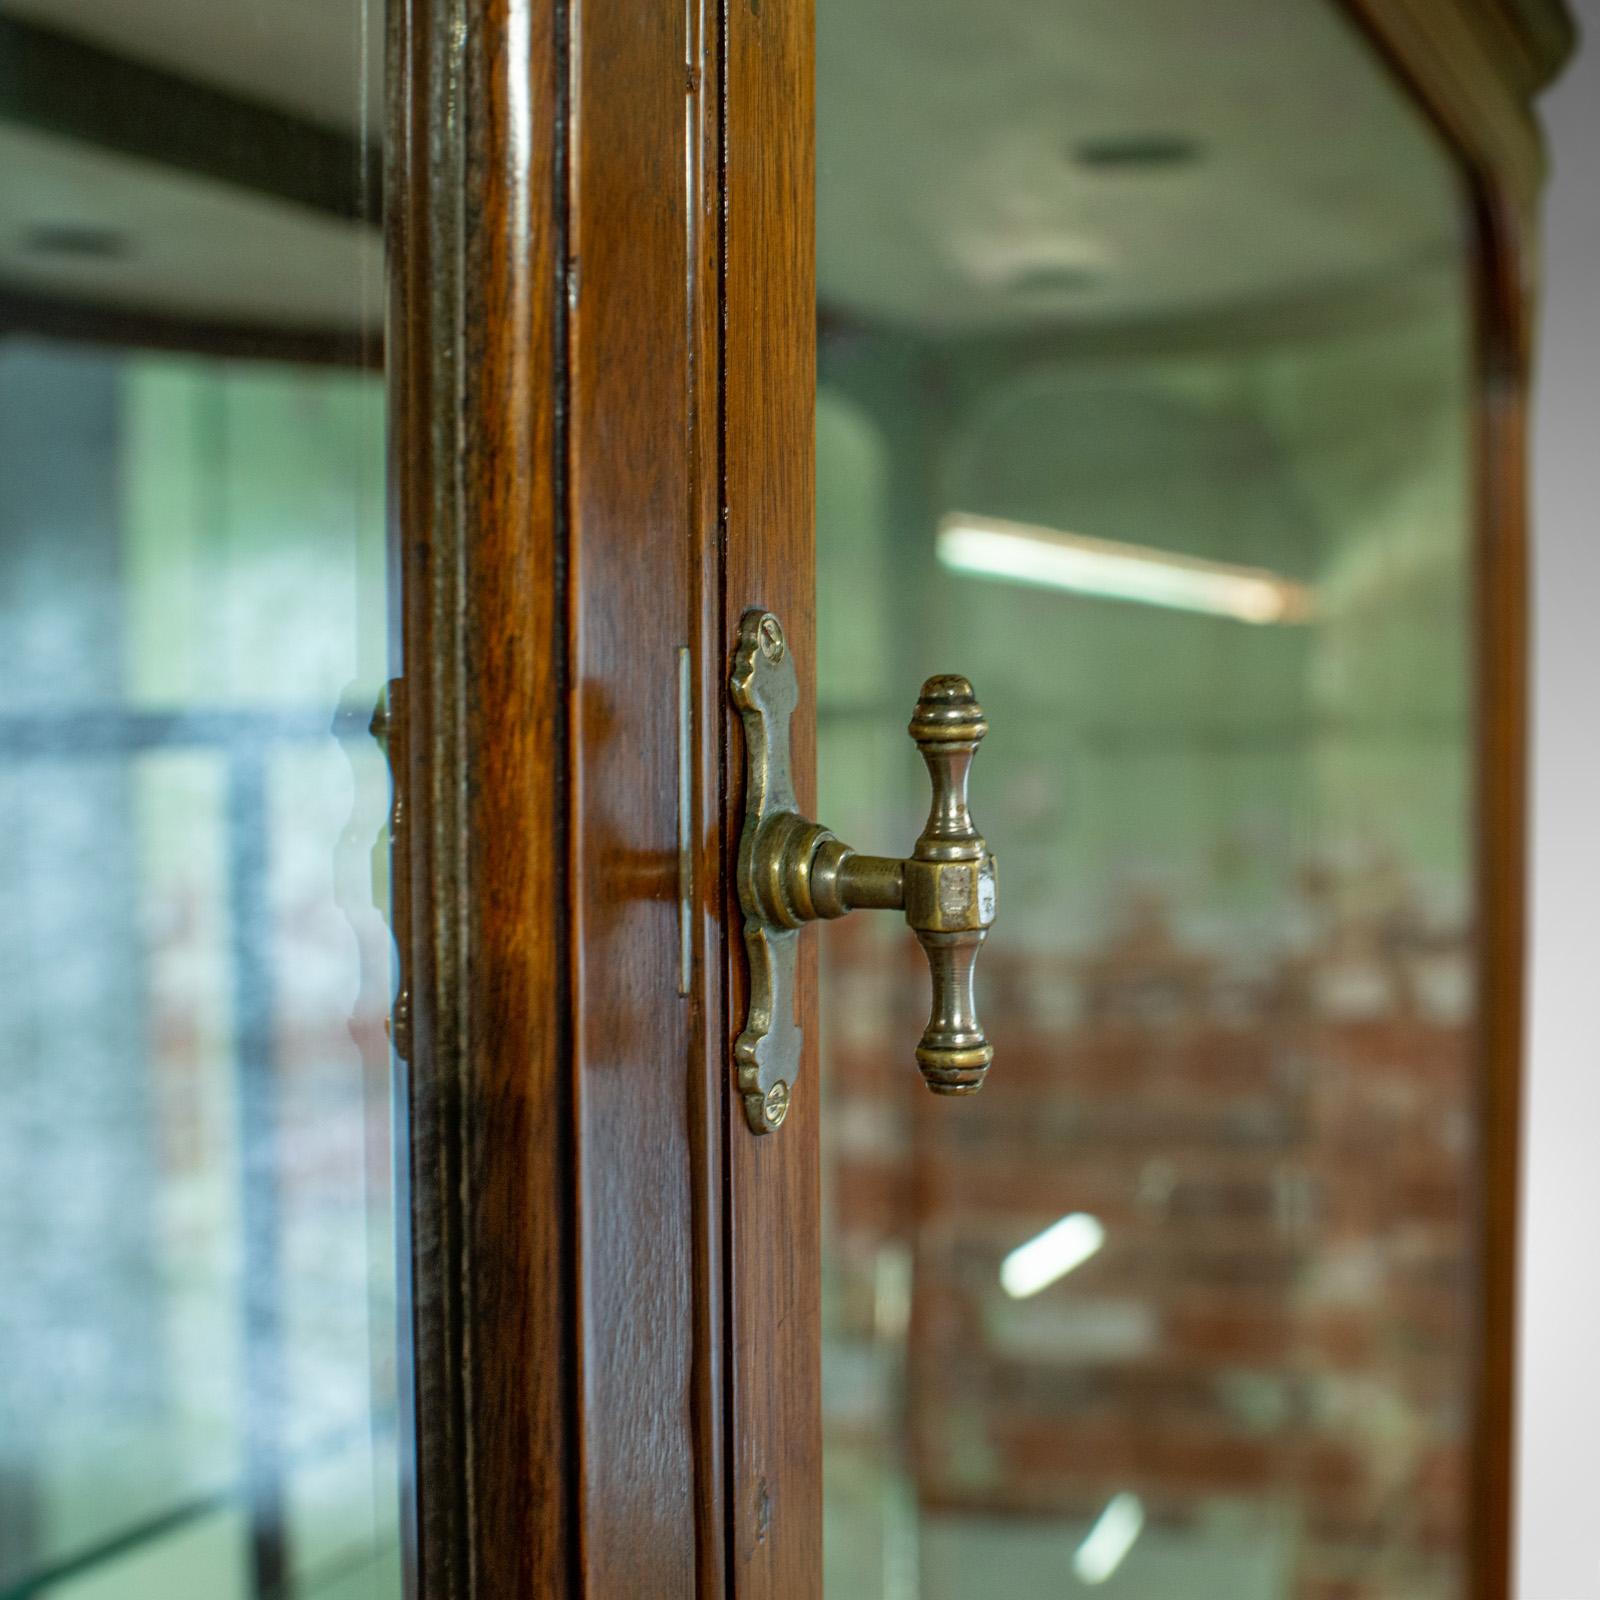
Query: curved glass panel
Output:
[[817, 5, 1478, 1597]]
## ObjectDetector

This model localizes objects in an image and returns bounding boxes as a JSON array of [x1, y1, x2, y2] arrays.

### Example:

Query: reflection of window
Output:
[[0, 345, 397, 1600]]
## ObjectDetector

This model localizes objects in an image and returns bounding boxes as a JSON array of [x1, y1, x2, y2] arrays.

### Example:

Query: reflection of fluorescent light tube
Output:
[[937, 512, 1313, 625], [1073, 1493, 1146, 1585], [999, 1212, 1105, 1299]]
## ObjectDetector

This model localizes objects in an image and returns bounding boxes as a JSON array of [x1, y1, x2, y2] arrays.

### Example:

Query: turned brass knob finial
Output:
[[731, 610, 998, 1132], [905, 675, 996, 1094]]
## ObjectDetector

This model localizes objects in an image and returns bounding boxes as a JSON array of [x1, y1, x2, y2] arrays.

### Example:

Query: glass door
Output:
[[816, 4, 1483, 1597], [0, 6, 399, 1598]]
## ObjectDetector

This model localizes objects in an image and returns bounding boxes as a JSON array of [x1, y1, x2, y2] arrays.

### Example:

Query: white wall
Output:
[[1520, 7, 1600, 1598]]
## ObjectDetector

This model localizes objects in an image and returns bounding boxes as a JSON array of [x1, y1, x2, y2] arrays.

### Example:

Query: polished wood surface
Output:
[[567, 0, 707, 1588], [721, 0, 822, 1593], [394, 0, 727, 1592], [686, 0, 731, 1592], [390, 0, 574, 1594]]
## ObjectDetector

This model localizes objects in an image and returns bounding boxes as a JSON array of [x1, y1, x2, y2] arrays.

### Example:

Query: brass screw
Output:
[[757, 614, 785, 663], [763, 1080, 790, 1128]]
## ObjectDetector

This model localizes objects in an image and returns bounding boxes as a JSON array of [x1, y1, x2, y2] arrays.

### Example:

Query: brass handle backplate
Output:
[[730, 609, 998, 1134]]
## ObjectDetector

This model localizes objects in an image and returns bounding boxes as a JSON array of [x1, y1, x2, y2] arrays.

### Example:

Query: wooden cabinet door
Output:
[[712, 5, 1571, 1600], [0, 2, 1570, 1594], [386, 3, 1570, 1600], [391, 2, 722, 1595]]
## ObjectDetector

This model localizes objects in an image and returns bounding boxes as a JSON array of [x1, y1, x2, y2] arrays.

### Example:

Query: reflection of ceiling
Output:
[[818, 0, 1465, 333], [0, 0, 1465, 338], [0, 0, 380, 332], [0, 123, 381, 329], [0, 0, 380, 134]]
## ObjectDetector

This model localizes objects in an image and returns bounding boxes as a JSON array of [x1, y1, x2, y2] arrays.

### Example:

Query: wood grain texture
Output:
[[1336, 7, 1568, 1598], [396, 0, 734, 1593], [566, 0, 707, 1590], [395, 0, 739, 1592], [391, 0, 574, 1594], [722, 0, 822, 1593], [686, 0, 731, 1593]]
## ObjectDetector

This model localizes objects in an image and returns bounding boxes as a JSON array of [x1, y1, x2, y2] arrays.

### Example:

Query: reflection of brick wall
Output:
[[824, 880, 1475, 1600]]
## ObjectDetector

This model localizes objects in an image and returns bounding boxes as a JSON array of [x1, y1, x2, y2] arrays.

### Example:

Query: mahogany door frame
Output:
[[388, 0, 728, 1593], [384, 0, 1573, 1596]]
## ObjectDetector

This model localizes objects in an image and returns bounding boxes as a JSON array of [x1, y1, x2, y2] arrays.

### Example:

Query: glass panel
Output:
[[817, 5, 1477, 1599], [0, 6, 400, 1599]]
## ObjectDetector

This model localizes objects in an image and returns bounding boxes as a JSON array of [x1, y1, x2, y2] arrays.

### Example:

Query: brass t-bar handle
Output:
[[731, 611, 998, 1132]]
